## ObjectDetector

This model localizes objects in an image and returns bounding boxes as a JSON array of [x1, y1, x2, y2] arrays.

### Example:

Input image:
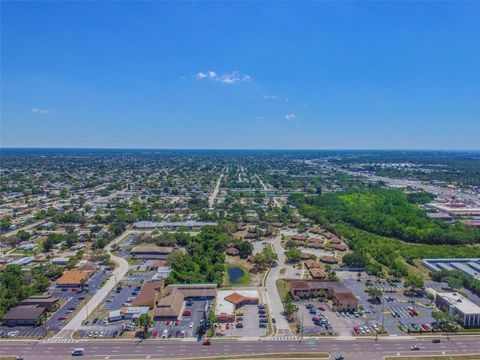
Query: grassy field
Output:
[[276, 278, 290, 301], [385, 355, 480, 360]]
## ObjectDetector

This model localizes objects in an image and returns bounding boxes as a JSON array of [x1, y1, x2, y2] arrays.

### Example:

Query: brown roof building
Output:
[[224, 292, 259, 308], [331, 243, 348, 252], [309, 268, 328, 279], [319, 256, 340, 264], [154, 284, 217, 319], [2, 305, 47, 326], [225, 246, 240, 256], [131, 280, 164, 308], [19, 296, 59, 310], [304, 259, 321, 269], [288, 279, 358, 311], [57, 270, 93, 287]]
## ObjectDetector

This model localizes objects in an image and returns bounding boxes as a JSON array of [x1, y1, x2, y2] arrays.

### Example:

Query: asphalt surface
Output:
[[56, 231, 135, 338], [2, 336, 480, 360]]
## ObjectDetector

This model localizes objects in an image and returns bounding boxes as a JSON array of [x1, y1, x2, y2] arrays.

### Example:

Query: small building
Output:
[[56, 270, 93, 287], [11, 256, 35, 266], [2, 305, 47, 326], [225, 246, 240, 256], [51, 257, 70, 265], [19, 296, 59, 311], [121, 306, 150, 320], [215, 290, 259, 322], [309, 268, 328, 279], [130, 245, 173, 260], [319, 256, 339, 264], [108, 310, 123, 322]]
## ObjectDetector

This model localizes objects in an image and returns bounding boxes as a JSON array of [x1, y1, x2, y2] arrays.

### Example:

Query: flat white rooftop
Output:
[[437, 291, 480, 315], [215, 289, 259, 316]]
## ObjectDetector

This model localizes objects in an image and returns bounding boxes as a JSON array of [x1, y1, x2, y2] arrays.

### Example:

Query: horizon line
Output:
[[1, 147, 480, 152]]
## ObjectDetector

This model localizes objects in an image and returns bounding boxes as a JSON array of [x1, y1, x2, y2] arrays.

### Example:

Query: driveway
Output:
[[54, 230, 137, 339]]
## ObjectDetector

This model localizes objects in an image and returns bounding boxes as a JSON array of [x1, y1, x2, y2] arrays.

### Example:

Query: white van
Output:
[[71, 348, 84, 356]]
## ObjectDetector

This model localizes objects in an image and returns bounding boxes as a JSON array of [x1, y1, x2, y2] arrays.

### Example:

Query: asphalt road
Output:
[[55, 231, 135, 338], [2, 336, 480, 360]]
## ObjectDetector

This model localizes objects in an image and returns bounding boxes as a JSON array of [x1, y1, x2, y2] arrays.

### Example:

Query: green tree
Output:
[[367, 287, 383, 302], [236, 241, 253, 259], [285, 247, 301, 263], [137, 313, 153, 339]]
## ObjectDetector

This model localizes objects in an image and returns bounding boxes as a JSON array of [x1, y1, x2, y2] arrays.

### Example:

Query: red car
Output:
[[421, 324, 430, 331], [354, 327, 360, 334], [312, 317, 319, 322], [166, 320, 171, 326], [318, 306, 326, 311], [175, 320, 180, 326], [202, 339, 211, 346], [152, 330, 158, 338], [408, 311, 415, 317], [58, 316, 67, 320], [226, 323, 230, 329], [182, 310, 191, 316], [72, 288, 79, 292]]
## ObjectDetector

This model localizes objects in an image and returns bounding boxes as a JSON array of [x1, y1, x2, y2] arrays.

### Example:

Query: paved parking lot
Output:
[[217, 304, 267, 338], [153, 299, 209, 339], [340, 273, 437, 336], [0, 270, 112, 338], [294, 301, 332, 336]]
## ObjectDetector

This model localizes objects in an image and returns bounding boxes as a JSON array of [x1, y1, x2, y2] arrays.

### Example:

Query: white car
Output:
[[189, 322, 194, 328]]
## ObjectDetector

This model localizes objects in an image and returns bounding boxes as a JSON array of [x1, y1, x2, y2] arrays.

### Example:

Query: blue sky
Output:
[[1, 1, 479, 149]]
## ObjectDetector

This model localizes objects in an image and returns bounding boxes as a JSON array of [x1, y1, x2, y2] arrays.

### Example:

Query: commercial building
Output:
[[131, 280, 164, 308], [288, 279, 358, 311], [19, 296, 59, 311], [130, 245, 173, 260], [430, 289, 480, 328], [215, 290, 259, 322], [133, 221, 217, 230], [2, 305, 47, 326], [154, 284, 217, 320], [56, 269, 93, 287], [422, 258, 480, 280]]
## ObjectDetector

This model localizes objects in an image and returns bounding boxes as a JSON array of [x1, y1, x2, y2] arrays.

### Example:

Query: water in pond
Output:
[[227, 267, 244, 283]]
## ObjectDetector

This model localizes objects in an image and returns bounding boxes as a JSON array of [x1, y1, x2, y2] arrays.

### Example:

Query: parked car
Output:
[[175, 320, 180, 326], [182, 310, 191, 316], [202, 339, 211, 346]]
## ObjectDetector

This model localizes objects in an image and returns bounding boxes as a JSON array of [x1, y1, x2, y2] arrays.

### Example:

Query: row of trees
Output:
[[431, 269, 480, 296], [291, 188, 480, 245]]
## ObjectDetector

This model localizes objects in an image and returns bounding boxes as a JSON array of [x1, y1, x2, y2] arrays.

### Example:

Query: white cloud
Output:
[[255, 116, 264, 120], [194, 70, 251, 85], [262, 94, 277, 100], [219, 71, 251, 84], [194, 70, 218, 80], [32, 108, 55, 114], [285, 113, 296, 120]]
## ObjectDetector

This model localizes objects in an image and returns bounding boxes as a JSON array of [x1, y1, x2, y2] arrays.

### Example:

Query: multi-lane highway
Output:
[[2, 336, 480, 360]]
